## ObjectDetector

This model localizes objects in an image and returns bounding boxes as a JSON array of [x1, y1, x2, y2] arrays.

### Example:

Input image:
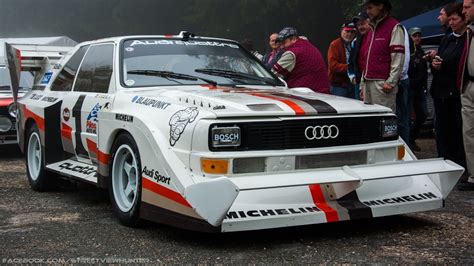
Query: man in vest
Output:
[[272, 27, 330, 94], [360, 0, 405, 113], [458, 0, 474, 190]]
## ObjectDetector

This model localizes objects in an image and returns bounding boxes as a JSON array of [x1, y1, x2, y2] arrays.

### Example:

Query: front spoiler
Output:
[[183, 159, 464, 228]]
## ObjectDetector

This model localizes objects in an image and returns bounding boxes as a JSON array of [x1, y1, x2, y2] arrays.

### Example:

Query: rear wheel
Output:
[[109, 133, 142, 227], [26, 124, 50, 191]]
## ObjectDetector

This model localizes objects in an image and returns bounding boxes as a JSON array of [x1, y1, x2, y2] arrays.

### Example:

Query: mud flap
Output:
[[184, 177, 239, 226]]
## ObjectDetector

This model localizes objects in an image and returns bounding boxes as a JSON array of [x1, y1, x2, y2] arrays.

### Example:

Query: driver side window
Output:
[[73, 44, 114, 94]]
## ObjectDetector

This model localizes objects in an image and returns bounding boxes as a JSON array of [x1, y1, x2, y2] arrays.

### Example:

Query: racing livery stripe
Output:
[[309, 184, 339, 223], [97, 150, 110, 165], [61, 123, 72, 140], [272, 93, 338, 114], [250, 93, 305, 115], [336, 191, 373, 220], [86, 139, 98, 160], [142, 177, 192, 208], [23, 107, 45, 131]]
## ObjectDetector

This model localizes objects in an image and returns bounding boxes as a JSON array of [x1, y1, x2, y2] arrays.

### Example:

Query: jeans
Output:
[[396, 79, 411, 143], [331, 86, 353, 98], [354, 83, 360, 100]]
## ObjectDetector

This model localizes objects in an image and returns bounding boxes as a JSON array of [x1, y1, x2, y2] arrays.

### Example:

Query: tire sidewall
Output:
[[25, 124, 47, 191], [109, 132, 142, 226]]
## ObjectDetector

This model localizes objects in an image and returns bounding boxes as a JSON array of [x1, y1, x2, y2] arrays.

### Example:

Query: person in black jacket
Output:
[[429, 3, 467, 168], [348, 12, 370, 100], [408, 27, 428, 151]]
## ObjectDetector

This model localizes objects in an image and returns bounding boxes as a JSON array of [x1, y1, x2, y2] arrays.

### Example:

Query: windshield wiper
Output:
[[195, 68, 279, 86], [127, 70, 217, 86]]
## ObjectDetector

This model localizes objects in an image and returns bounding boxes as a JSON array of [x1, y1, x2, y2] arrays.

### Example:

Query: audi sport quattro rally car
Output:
[[13, 32, 463, 232]]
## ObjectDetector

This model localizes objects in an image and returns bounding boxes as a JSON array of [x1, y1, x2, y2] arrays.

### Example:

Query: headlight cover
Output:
[[8, 103, 17, 118], [380, 118, 398, 138], [0, 117, 12, 132], [211, 126, 241, 148]]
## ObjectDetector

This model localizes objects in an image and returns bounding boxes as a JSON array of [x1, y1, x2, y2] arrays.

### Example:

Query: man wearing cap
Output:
[[408, 27, 428, 152], [328, 23, 357, 98], [360, 0, 405, 113], [349, 12, 371, 100], [272, 27, 330, 94], [457, 0, 474, 190]]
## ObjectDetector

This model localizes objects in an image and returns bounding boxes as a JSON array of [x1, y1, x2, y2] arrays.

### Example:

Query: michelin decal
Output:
[[169, 107, 199, 146]]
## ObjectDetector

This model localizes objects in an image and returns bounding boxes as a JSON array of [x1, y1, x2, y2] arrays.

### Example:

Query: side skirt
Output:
[[46, 159, 98, 185]]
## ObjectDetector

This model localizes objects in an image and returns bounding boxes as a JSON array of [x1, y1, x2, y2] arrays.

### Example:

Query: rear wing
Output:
[[2, 42, 73, 102]]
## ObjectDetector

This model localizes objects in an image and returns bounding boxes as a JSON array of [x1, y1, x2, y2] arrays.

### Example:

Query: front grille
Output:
[[209, 116, 398, 151]]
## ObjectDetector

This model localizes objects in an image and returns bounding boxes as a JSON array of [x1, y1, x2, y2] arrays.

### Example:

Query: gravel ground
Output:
[[0, 139, 472, 264]]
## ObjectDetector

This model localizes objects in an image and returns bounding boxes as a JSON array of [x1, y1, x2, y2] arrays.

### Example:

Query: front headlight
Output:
[[211, 126, 241, 148], [8, 103, 17, 118], [380, 118, 398, 138], [0, 117, 12, 132]]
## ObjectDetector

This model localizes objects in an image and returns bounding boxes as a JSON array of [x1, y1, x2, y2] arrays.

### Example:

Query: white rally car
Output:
[[13, 32, 463, 232]]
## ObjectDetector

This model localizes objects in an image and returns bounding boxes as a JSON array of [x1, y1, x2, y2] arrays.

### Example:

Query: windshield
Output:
[[121, 38, 282, 87], [0, 68, 34, 91]]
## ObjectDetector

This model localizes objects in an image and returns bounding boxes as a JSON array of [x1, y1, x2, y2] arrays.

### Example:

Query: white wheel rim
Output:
[[27, 132, 42, 181], [112, 144, 139, 213]]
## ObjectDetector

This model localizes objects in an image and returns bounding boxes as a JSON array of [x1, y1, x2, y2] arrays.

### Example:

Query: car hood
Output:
[[125, 86, 392, 117]]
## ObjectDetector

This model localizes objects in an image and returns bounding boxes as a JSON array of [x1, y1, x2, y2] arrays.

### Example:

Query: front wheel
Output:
[[109, 133, 142, 227], [25, 124, 50, 191]]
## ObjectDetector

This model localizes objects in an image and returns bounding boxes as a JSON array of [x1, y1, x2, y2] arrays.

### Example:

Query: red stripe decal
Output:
[[23, 107, 45, 131], [61, 123, 72, 140], [142, 177, 192, 208], [86, 138, 98, 156], [251, 93, 305, 115], [309, 184, 339, 223], [98, 150, 111, 165]]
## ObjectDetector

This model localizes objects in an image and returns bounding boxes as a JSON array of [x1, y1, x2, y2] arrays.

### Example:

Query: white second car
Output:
[[13, 32, 463, 232]]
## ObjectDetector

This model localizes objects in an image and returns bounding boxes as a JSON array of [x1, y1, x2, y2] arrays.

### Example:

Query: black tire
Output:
[[109, 132, 142, 227], [25, 124, 50, 191]]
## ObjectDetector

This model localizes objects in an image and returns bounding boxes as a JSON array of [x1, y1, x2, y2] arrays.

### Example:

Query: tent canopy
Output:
[[0, 36, 77, 47], [402, 0, 462, 40]]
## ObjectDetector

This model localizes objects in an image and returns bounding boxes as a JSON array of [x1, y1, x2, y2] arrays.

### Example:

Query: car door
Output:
[[61, 43, 115, 164]]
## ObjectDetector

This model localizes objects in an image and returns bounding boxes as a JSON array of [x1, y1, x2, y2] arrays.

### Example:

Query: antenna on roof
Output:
[[180, 31, 195, 42]]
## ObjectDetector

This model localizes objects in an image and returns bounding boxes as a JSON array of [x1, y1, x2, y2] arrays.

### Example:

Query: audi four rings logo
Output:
[[305, 125, 340, 140]]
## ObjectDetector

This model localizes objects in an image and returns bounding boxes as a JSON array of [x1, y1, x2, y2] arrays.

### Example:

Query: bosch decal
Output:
[[169, 107, 199, 146], [142, 166, 170, 185], [131, 96, 171, 110], [363, 192, 438, 206], [226, 206, 321, 220]]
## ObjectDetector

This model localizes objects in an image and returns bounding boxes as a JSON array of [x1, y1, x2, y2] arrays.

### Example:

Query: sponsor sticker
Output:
[[169, 107, 199, 146], [40, 72, 53, 85], [86, 103, 101, 134], [363, 192, 438, 207], [63, 108, 71, 122], [226, 206, 322, 220], [115, 113, 133, 122], [128, 40, 239, 49], [131, 96, 171, 110], [142, 166, 170, 185]]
